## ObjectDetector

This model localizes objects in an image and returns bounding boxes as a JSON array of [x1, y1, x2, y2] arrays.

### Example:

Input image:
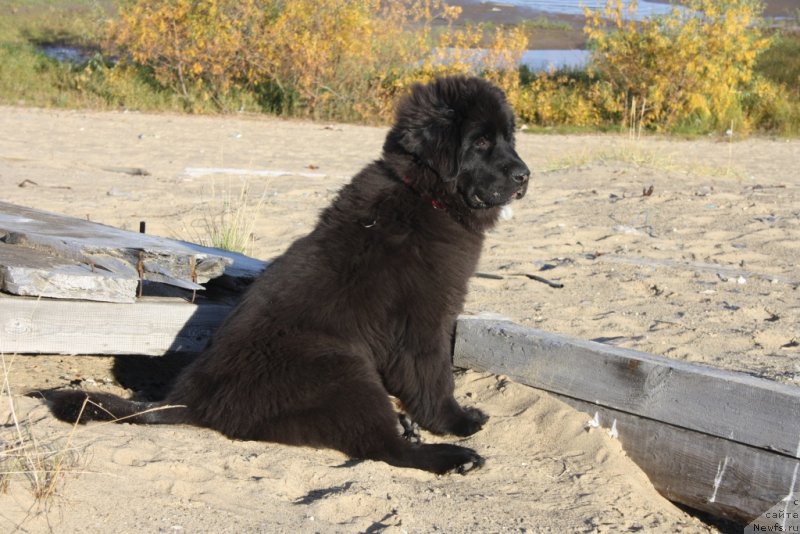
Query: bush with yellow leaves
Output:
[[110, 0, 526, 121], [516, 71, 599, 128], [107, 0, 793, 134], [583, 0, 771, 133]]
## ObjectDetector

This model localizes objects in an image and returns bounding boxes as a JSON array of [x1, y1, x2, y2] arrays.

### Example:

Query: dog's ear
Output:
[[391, 87, 463, 182]]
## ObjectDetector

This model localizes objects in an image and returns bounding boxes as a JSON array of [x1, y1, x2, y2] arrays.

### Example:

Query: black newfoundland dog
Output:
[[47, 76, 530, 475]]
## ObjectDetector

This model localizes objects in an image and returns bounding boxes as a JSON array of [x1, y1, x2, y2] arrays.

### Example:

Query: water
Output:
[[505, 1, 688, 70], [496, 0, 679, 19], [40, 44, 94, 64], [40, 43, 589, 73], [521, 49, 590, 71]]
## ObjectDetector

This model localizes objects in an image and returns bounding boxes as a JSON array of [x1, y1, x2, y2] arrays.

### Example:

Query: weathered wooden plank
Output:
[[0, 242, 138, 302], [557, 395, 798, 524], [0, 201, 267, 302], [453, 317, 800, 459], [0, 202, 229, 283], [0, 294, 233, 355]]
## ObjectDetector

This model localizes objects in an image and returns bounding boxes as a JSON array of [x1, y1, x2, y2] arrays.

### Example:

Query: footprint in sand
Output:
[[109, 437, 160, 467]]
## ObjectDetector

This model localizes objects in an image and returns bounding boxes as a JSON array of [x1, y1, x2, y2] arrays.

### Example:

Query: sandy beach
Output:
[[1, 106, 798, 532]]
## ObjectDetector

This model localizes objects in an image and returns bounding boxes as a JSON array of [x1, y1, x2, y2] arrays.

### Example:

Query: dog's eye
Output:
[[473, 137, 491, 150]]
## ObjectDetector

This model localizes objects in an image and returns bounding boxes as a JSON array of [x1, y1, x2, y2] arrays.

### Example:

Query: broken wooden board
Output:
[[0, 242, 138, 302], [453, 316, 800, 524], [0, 201, 267, 302], [0, 293, 233, 355]]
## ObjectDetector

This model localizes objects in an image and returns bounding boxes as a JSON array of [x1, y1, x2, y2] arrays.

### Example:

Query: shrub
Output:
[[111, 0, 260, 111], [740, 75, 800, 135], [110, 0, 527, 121], [517, 70, 602, 127], [583, 0, 771, 133], [751, 33, 800, 134]]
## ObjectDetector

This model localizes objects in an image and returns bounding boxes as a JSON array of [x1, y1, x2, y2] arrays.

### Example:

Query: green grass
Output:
[[0, 1, 109, 108], [0, 0, 197, 111], [1, 1, 110, 42], [480, 16, 573, 35], [522, 124, 623, 135], [518, 16, 574, 33], [757, 33, 800, 88], [748, 32, 800, 136]]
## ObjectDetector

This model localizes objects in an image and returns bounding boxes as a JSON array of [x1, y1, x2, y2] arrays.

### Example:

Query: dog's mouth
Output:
[[469, 193, 489, 209], [468, 183, 528, 209]]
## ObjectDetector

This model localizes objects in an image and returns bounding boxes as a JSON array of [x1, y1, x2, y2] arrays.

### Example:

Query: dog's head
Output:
[[384, 76, 530, 210]]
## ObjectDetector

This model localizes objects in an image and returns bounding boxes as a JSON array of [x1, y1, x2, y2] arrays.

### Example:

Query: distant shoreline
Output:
[[452, 1, 587, 50], [455, 0, 797, 19], [451, 0, 798, 51]]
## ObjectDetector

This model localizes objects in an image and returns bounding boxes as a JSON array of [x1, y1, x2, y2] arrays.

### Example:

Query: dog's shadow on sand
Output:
[[111, 353, 195, 401]]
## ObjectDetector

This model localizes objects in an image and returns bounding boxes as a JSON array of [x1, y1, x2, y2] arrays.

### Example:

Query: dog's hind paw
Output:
[[398, 413, 422, 443]]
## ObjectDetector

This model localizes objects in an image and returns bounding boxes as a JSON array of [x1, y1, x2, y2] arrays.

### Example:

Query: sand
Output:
[[1, 106, 797, 532]]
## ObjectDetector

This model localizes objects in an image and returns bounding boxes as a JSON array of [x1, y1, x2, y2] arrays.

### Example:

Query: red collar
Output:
[[402, 176, 445, 211]]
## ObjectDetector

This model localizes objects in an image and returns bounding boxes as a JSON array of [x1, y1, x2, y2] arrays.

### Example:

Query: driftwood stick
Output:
[[520, 273, 564, 288], [473, 272, 564, 288]]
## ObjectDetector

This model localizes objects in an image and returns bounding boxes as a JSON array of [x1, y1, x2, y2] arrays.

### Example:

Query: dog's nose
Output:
[[510, 165, 530, 184]]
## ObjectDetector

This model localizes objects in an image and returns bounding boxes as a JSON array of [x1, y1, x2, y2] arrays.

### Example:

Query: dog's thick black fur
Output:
[[46, 76, 530, 475]]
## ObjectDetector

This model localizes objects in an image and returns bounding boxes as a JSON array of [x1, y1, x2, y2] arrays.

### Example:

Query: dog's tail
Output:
[[36, 390, 189, 425]]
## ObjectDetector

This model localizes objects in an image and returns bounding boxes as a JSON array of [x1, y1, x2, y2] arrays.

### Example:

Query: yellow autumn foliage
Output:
[[516, 72, 599, 127], [110, 0, 526, 121], [107, 0, 791, 133], [583, 0, 771, 132]]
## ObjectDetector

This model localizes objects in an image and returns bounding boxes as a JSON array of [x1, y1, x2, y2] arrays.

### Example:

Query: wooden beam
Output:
[[558, 395, 798, 524], [453, 316, 800, 524], [454, 317, 800, 459], [0, 294, 233, 356], [5, 291, 796, 524]]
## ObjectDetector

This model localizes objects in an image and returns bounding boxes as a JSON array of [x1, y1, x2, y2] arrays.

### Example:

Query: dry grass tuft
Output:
[[543, 143, 677, 173], [1, 353, 84, 504], [180, 179, 267, 255]]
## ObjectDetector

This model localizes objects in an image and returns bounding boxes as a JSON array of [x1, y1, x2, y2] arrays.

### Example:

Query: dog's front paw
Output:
[[453, 449, 485, 475], [451, 407, 488, 437]]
